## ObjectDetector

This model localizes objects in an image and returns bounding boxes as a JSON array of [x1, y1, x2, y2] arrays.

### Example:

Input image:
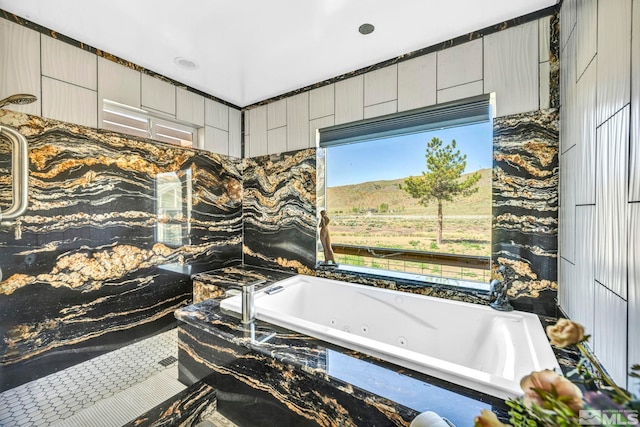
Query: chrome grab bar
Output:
[[0, 125, 29, 221]]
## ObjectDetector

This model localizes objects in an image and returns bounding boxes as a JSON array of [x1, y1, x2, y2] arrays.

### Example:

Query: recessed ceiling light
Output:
[[174, 57, 199, 70], [358, 23, 375, 35]]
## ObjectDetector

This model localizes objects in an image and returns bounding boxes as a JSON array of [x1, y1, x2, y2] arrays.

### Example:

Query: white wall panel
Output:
[[335, 76, 364, 125], [309, 84, 334, 120], [539, 16, 550, 62], [573, 205, 595, 337], [98, 57, 140, 111], [539, 62, 550, 111], [141, 74, 175, 116], [593, 283, 628, 386], [363, 100, 397, 119], [267, 99, 286, 130], [0, 19, 41, 116], [576, 0, 597, 77], [203, 125, 228, 155], [560, 33, 577, 154], [205, 99, 229, 131], [629, 203, 640, 391], [364, 64, 397, 107], [309, 115, 335, 148], [595, 106, 629, 299], [41, 36, 96, 90], [630, 0, 640, 202], [228, 108, 241, 158], [398, 53, 436, 112], [484, 21, 539, 117], [596, 0, 631, 126], [176, 88, 204, 126], [559, 146, 576, 263], [247, 105, 267, 157], [561, 0, 577, 52], [437, 81, 483, 104], [287, 92, 310, 151], [558, 258, 575, 321], [243, 109, 250, 135], [267, 126, 287, 154], [42, 76, 97, 128], [576, 61, 597, 205], [437, 39, 482, 90]]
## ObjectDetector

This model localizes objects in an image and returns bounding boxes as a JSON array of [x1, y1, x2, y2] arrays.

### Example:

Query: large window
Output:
[[319, 96, 493, 284]]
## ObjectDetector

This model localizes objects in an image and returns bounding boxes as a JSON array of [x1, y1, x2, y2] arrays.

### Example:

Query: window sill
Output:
[[317, 263, 490, 293]]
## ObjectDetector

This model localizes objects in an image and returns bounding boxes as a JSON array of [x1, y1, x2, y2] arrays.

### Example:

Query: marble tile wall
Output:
[[0, 110, 242, 391], [242, 149, 317, 273], [558, 0, 638, 390], [491, 110, 559, 316]]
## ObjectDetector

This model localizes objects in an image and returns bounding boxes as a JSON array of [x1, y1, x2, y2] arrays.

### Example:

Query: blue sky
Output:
[[326, 121, 493, 187]]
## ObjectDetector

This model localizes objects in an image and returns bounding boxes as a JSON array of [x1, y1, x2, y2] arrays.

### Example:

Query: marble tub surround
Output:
[[0, 109, 242, 391], [492, 109, 559, 317], [242, 148, 317, 273], [176, 300, 509, 427], [123, 379, 217, 427], [192, 265, 295, 303]]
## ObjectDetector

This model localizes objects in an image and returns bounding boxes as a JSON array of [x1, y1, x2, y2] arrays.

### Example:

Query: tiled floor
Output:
[[0, 329, 187, 427]]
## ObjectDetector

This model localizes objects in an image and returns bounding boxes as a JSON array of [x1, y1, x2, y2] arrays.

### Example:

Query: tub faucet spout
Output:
[[241, 280, 266, 324]]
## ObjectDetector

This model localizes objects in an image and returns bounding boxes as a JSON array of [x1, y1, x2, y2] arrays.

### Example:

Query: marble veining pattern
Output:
[[0, 110, 242, 391], [492, 109, 559, 316], [242, 149, 317, 273], [123, 380, 217, 427]]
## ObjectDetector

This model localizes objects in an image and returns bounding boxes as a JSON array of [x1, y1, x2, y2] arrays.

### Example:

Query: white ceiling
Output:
[[0, 0, 557, 107]]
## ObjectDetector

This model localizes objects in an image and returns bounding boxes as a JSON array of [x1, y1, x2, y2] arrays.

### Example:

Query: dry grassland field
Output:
[[328, 214, 491, 257], [326, 168, 492, 257]]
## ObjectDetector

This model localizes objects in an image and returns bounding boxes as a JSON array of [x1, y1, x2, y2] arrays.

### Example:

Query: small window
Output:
[[156, 170, 192, 247], [102, 100, 196, 147]]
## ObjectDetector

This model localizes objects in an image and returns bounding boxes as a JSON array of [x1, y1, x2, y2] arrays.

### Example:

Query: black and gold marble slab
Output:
[[192, 265, 295, 303], [316, 268, 490, 305], [549, 12, 560, 109], [123, 379, 217, 427], [492, 109, 559, 316], [242, 149, 317, 274], [0, 110, 242, 391], [176, 300, 509, 427]]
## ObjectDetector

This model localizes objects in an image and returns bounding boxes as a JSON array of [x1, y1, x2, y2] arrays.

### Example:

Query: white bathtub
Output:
[[220, 274, 559, 400]]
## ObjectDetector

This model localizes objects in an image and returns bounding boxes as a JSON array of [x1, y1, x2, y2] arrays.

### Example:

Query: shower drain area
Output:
[[158, 356, 178, 367], [0, 329, 183, 427]]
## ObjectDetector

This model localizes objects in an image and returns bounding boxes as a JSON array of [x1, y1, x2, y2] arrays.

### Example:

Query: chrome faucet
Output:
[[240, 279, 266, 324], [489, 265, 514, 311]]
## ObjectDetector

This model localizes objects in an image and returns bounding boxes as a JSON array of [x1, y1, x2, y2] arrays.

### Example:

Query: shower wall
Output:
[[0, 110, 242, 391]]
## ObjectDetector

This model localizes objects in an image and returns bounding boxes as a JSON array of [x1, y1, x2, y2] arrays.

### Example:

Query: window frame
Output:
[[317, 94, 495, 287]]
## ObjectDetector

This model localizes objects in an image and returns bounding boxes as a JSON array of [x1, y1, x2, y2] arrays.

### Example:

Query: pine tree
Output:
[[402, 137, 481, 245]]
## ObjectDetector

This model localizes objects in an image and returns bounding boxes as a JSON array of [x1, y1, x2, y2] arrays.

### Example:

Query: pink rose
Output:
[[520, 369, 583, 413], [546, 318, 585, 348]]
